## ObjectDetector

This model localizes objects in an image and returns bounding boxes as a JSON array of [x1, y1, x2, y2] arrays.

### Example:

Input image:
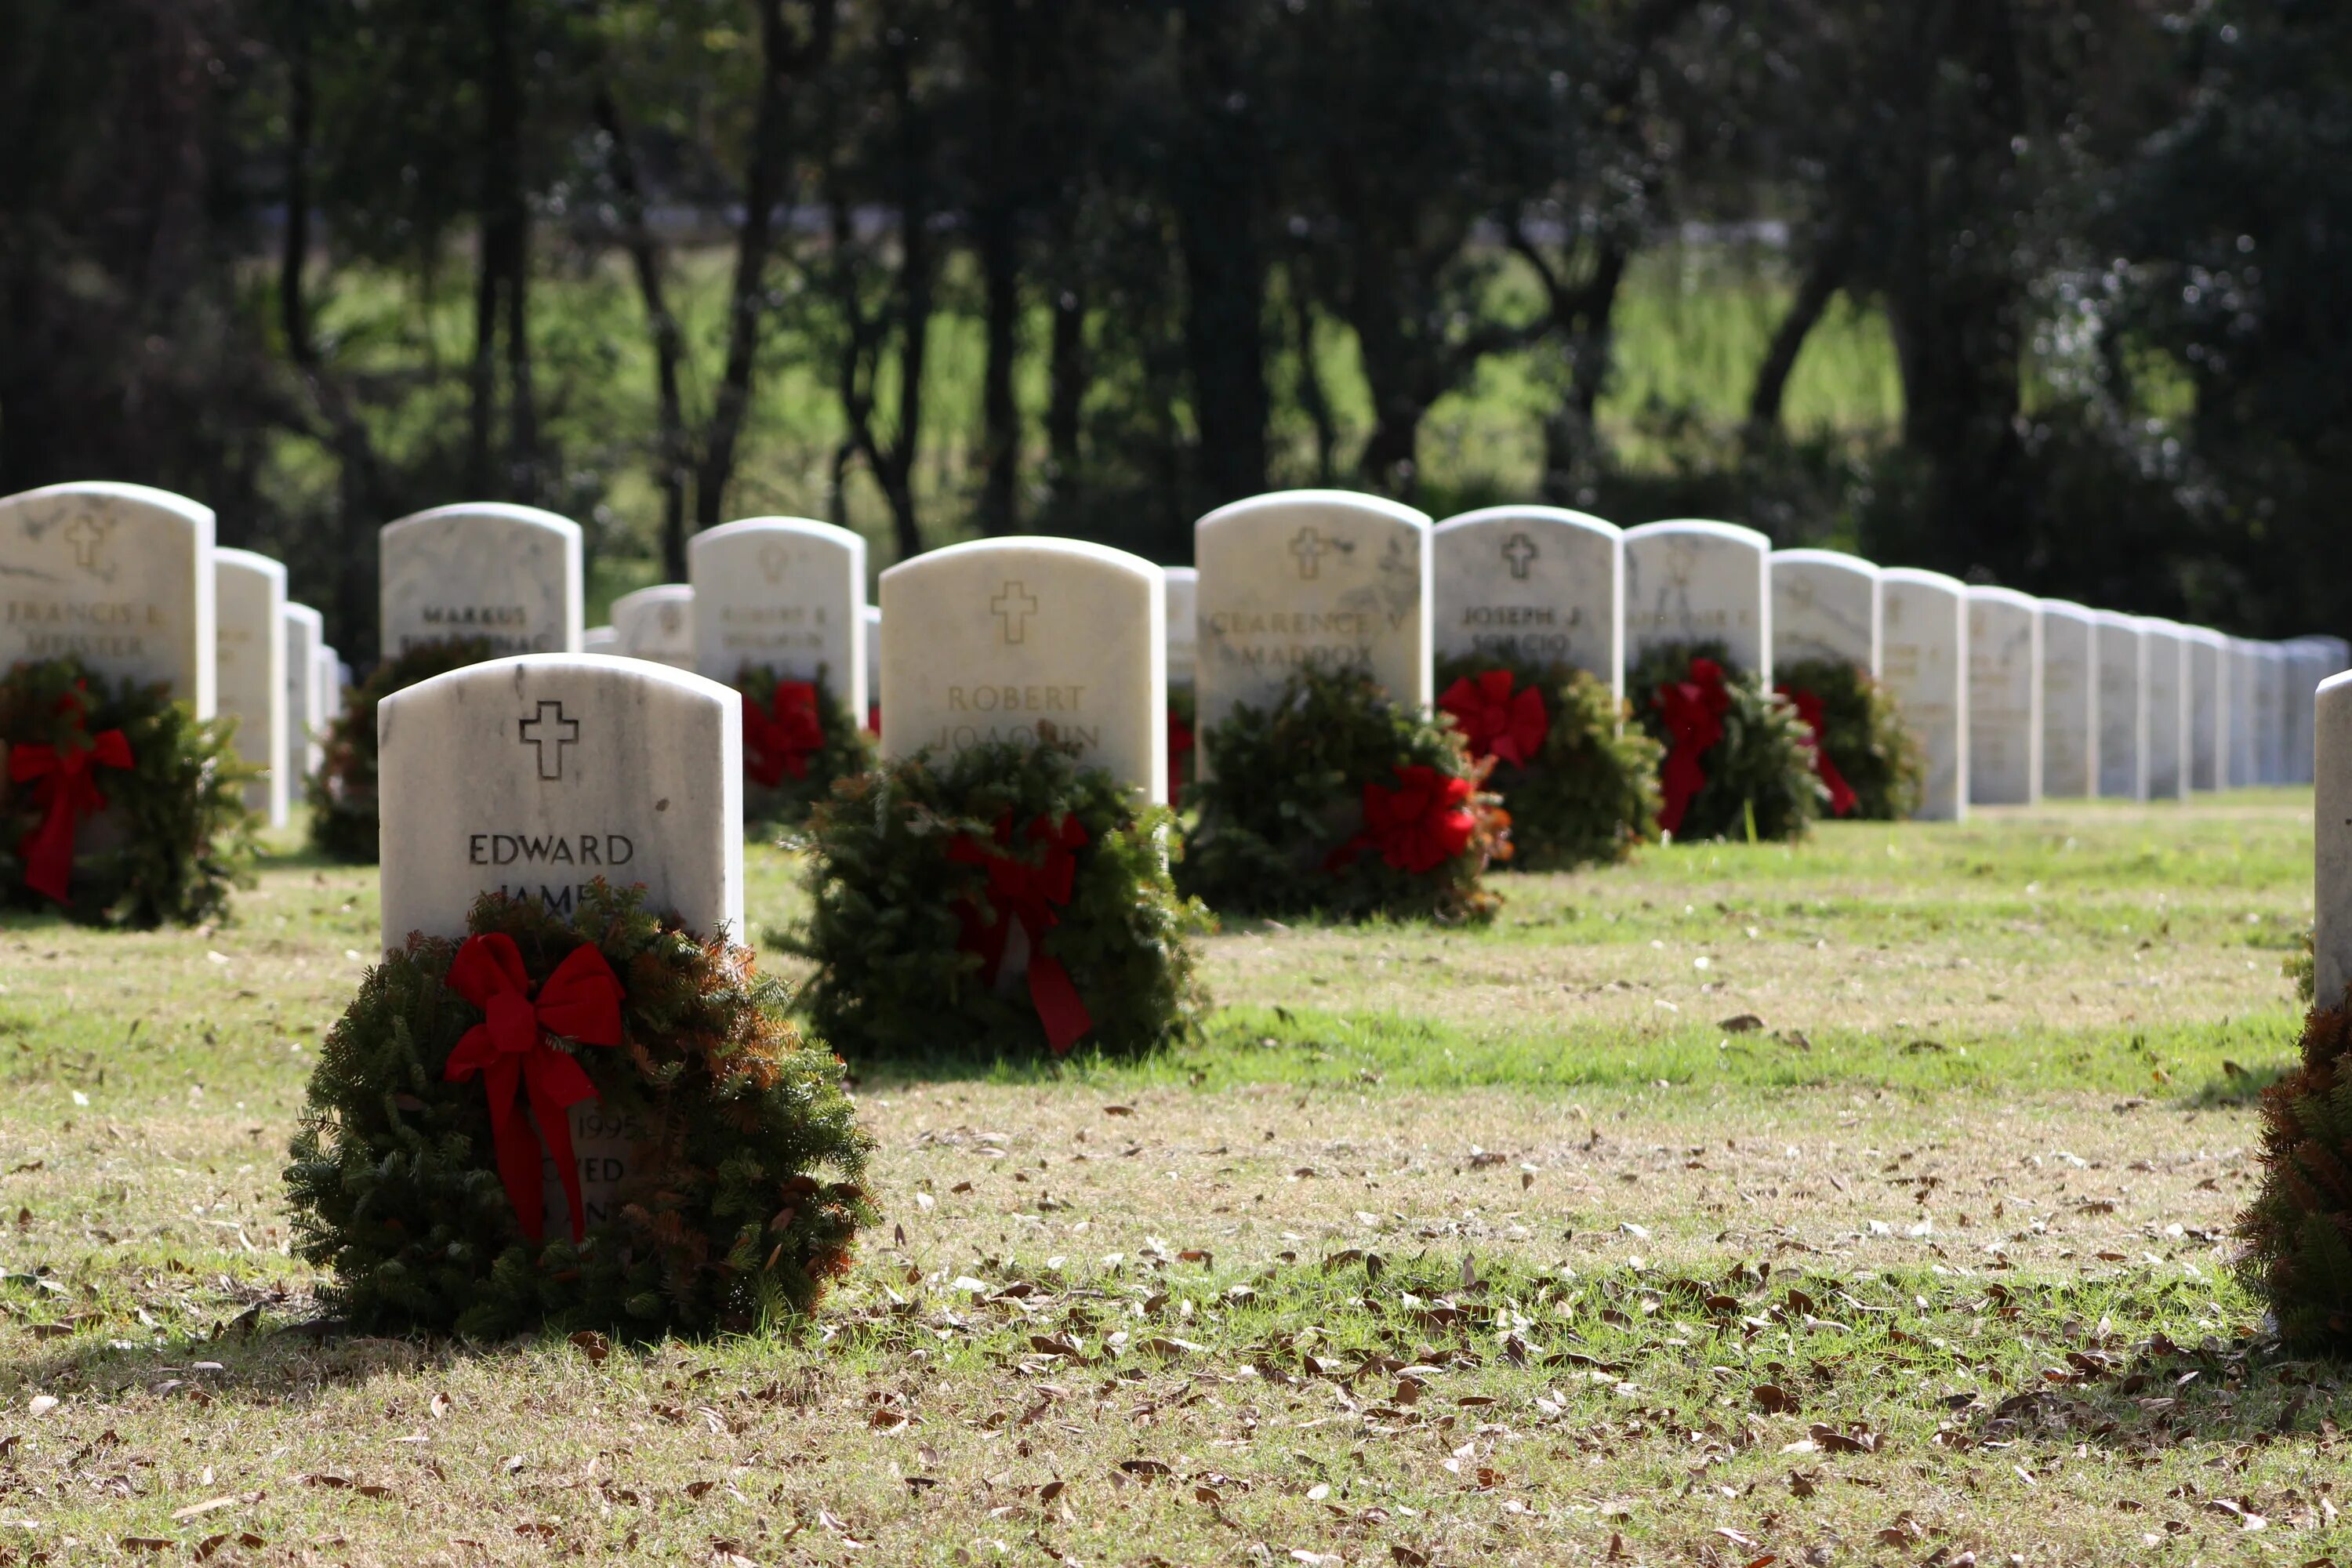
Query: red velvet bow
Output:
[[441, 932, 626, 1244], [1328, 764, 1477, 875], [10, 690, 132, 904], [744, 681, 823, 786], [946, 812, 1094, 1054], [1439, 669, 1550, 768], [1656, 658, 1732, 837], [1167, 713, 1196, 804], [1776, 684, 1857, 818]]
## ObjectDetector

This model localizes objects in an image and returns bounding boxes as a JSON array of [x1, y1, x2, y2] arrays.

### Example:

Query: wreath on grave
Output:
[[789, 738, 1209, 1062], [285, 880, 875, 1339], [734, 664, 874, 826], [1435, 651, 1662, 871], [2236, 993, 2352, 1352], [308, 637, 498, 862], [1167, 684, 1199, 809], [1627, 641, 1823, 844], [1178, 662, 1506, 923], [0, 657, 257, 927], [1772, 656, 1925, 822]]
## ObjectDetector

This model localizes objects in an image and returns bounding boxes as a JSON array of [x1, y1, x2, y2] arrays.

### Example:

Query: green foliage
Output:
[[789, 741, 1209, 1063], [735, 663, 875, 829], [285, 881, 876, 1340], [0, 658, 256, 927], [1627, 641, 1822, 844], [2288, 928, 2318, 1008], [308, 639, 499, 862], [1773, 656, 1925, 822], [2237, 1003, 2352, 1352], [1434, 652, 1660, 871], [1180, 663, 1502, 924]]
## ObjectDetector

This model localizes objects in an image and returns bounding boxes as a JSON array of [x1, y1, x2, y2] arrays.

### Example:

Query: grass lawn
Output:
[[0, 792, 2337, 1565]]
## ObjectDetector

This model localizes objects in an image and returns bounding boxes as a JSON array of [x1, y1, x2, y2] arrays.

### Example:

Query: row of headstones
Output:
[[0, 483, 352, 828]]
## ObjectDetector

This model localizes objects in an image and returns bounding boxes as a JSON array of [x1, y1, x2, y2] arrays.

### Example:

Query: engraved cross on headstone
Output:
[[1290, 528, 1335, 580], [65, 514, 105, 571], [992, 581, 1039, 644], [1501, 532, 1538, 581], [517, 699, 580, 780]]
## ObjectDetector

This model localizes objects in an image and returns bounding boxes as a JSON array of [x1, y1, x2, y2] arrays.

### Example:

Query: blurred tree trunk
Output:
[[1747, 230, 1849, 441], [467, 0, 533, 500], [975, 0, 1023, 538], [592, 84, 690, 581], [1171, 0, 1268, 506]]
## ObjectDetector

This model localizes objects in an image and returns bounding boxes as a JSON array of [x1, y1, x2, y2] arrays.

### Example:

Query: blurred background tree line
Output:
[[3, 0, 2346, 661]]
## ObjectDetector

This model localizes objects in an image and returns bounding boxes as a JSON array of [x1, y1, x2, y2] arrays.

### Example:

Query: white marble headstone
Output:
[[2038, 601, 2098, 798], [1771, 550, 1881, 676], [2185, 628, 2228, 793], [2228, 637, 2259, 787], [2256, 642, 2288, 786], [1194, 490, 1431, 757], [1965, 587, 2040, 807], [1164, 567, 1199, 689], [2096, 612, 2148, 800], [880, 539, 1166, 804], [2139, 619, 2190, 801], [284, 603, 325, 784], [378, 654, 743, 1232], [610, 584, 696, 672], [2285, 637, 2346, 786], [1432, 506, 1622, 696], [689, 517, 867, 713], [862, 607, 881, 720], [1621, 520, 1771, 681], [0, 481, 216, 717], [316, 646, 345, 736], [583, 625, 618, 654], [2319, 672, 2352, 1009], [379, 503, 583, 659], [1879, 569, 1969, 820], [214, 550, 289, 826]]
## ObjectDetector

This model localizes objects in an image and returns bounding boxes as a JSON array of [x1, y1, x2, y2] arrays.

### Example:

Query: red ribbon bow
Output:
[[1167, 713, 1196, 804], [1438, 669, 1550, 768], [744, 681, 824, 786], [441, 932, 626, 1243], [946, 812, 1094, 1054], [1656, 658, 1732, 837], [1328, 764, 1477, 875], [1775, 685, 1857, 818], [10, 690, 132, 904]]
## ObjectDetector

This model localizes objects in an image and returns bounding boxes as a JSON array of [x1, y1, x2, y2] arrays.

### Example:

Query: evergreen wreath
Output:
[[308, 637, 499, 862], [0, 657, 257, 927], [1773, 656, 1925, 822], [789, 739, 1209, 1062], [1178, 662, 1504, 924], [285, 880, 875, 1339], [735, 663, 874, 827], [1436, 651, 1662, 871], [2236, 997, 2352, 1352], [1627, 640, 1823, 844]]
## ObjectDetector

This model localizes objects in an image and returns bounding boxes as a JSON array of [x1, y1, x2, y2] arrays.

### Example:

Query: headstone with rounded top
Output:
[[1879, 569, 1969, 820], [2038, 601, 2099, 798], [2228, 637, 2259, 787], [2185, 627, 2229, 792], [1164, 567, 1199, 690], [1432, 506, 1622, 697], [2140, 619, 2190, 801], [1965, 587, 2040, 807], [1621, 520, 1770, 681], [610, 584, 696, 672], [377, 653, 744, 1229], [1194, 490, 1430, 771], [689, 517, 866, 714], [379, 503, 583, 660], [214, 549, 289, 825], [1771, 549, 1880, 676], [2318, 671, 2352, 1009], [317, 645, 345, 736], [880, 538, 1166, 804], [583, 626, 618, 654], [2257, 642, 2290, 786], [0, 481, 216, 717], [284, 603, 325, 783], [2096, 612, 2147, 800]]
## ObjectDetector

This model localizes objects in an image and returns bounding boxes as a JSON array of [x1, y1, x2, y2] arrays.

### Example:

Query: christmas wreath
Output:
[[1772, 657, 1924, 822], [1627, 641, 1823, 844], [2236, 995, 2352, 1352], [1168, 684, 1199, 808], [0, 657, 257, 927], [308, 637, 498, 862], [789, 739, 1209, 1062], [285, 880, 875, 1338], [1435, 652, 1662, 871], [1178, 662, 1504, 924], [735, 664, 874, 826]]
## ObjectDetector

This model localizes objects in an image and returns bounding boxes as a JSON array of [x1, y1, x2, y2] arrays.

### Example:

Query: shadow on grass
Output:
[[2187, 1061, 2293, 1108], [1960, 1326, 2352, 1453]]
